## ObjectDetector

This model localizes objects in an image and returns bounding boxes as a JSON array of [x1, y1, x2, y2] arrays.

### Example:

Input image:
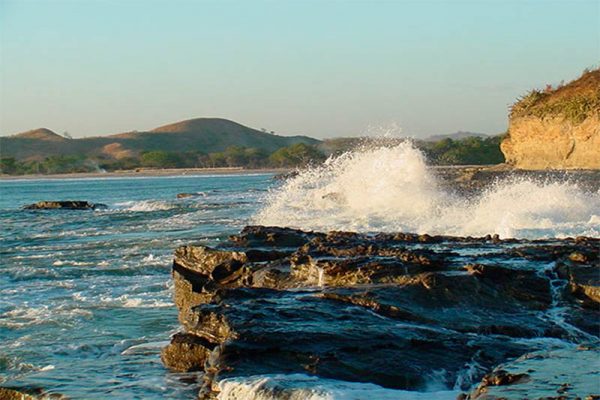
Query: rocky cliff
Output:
[[501, 69, 600, 169]]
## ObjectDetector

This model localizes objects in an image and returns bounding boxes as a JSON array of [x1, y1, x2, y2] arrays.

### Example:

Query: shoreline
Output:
[[0, 167, 292, 181]]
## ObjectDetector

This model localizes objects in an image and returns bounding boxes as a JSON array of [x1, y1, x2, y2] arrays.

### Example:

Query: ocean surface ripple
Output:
[[0, 174, 268, 398]]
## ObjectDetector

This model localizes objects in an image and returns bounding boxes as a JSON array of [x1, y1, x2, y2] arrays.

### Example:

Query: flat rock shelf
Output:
[[161, 226, 599, 399]]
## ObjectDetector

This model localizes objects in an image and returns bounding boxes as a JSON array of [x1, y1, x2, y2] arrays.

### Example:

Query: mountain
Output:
[[425, 131, 489, 142], [0, 118, 320, 161], [13, 128, 66, 141]]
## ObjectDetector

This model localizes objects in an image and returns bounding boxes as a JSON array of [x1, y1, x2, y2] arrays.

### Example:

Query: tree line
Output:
[[0, 136, 505, 175]]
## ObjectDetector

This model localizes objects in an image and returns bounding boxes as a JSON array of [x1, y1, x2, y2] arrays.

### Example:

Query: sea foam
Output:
[[255, 142, 600, 239], [217, 374, 458, 400]]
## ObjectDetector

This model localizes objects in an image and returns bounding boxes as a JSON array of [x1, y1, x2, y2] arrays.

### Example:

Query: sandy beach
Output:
[[0, 167, 292, 180]]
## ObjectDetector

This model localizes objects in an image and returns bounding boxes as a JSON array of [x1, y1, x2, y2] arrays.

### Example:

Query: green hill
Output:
[[0, 118, 320, 161]]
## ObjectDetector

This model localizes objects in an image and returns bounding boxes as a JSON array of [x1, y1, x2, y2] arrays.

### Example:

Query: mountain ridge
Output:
[[12, 128, 66, 141], [1, 118, 320, 161]]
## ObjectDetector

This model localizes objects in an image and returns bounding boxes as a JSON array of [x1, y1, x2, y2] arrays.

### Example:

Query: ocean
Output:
[[1, 144, 599, 399], [0, 173, 270, 398]]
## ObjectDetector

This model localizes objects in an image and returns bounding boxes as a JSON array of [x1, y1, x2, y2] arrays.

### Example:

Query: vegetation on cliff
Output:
[[510, 68, 600, 124]]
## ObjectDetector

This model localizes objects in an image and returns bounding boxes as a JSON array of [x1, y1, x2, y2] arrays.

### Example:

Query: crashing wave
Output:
[[255, 142, 600, 239], [217, 374, 458, 400]]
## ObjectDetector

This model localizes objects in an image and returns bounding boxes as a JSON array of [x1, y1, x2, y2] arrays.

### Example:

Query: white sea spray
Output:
[[255, 142, 600, 239]]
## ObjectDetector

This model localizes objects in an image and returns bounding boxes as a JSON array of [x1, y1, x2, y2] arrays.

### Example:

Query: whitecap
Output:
[[217, 374, 458, 400], [116, 200, 175, 212]]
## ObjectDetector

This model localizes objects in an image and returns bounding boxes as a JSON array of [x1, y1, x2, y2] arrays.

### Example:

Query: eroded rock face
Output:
[[501, 115, 600, 170], [22, 201, 106, 210], [162, 226, 600, 398]]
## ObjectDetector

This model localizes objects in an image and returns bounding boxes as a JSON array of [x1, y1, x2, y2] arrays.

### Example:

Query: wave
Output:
[[99, 294, 172, 308], [255, 142, 600, 239], [115, 200, 176, 212], [0, 305, 93, 329], [217, 374, 458, 400]]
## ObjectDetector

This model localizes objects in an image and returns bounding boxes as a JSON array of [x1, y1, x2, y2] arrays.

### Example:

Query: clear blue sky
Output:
[[0, 0, 598, 139]]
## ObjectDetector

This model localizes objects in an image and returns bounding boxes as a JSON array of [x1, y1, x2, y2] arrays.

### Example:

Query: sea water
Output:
[[0, 174, 270, 398], [1, 144, 599, 399]]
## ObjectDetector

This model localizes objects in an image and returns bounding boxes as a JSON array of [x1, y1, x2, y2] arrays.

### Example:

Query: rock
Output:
[[23, 201, 106, 210], [272, 171, 298, 181], [160, 332, 215, 372], [501, 68, 600, 170], [0, 388, 37, 400], [163, 226, 600, 398], [0, 387, 66, 399], [555, 252, 600, 307], [176, 192, 205, 199], [229, 225, 319, 248], [502, 115, 600, 170]]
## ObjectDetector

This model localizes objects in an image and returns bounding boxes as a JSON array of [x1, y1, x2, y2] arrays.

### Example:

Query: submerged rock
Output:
[[176, 192, 206, 199], [162, 226, 600, 399], [23, 201, 106, 210]]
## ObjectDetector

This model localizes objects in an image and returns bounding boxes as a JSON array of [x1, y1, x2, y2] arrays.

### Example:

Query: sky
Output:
[[0, 0, 598, 139]]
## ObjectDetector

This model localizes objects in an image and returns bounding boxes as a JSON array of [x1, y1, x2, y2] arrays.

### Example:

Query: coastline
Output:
[[0, 167, 292, 181]]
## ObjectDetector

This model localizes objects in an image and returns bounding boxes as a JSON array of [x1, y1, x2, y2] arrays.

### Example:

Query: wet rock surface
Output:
[[162, 226, 600, 399], [22, 201, 106, 210], [0, 387, 66, 400]]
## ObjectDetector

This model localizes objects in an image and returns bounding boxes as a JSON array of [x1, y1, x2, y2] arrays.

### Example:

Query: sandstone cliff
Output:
[[501, 68, 600, 169]]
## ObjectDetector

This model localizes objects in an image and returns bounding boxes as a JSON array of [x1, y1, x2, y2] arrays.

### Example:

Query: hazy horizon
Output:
[[1, 0, 598, 139]]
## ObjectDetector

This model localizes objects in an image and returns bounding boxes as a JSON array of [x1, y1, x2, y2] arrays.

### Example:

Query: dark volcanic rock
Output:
[[23, 201, 106, 210], [163, 226, 600, 398]]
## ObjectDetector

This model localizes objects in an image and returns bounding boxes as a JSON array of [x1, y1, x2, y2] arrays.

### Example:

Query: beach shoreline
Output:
[[0, 167, 292, 181]]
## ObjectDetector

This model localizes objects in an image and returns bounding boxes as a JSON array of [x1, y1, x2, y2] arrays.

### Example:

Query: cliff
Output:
[[501, 68, 600, 169]]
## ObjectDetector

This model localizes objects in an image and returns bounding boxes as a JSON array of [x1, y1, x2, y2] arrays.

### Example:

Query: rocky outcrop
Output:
[[501, 69, 600, 170], [501, 115, 600, 169], [22, 201, 106, 210], [162, 226, 600, 399], [0, 387, 66, 400]]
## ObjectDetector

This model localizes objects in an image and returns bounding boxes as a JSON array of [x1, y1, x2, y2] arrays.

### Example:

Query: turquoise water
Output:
[[0, 174, 273, 398]]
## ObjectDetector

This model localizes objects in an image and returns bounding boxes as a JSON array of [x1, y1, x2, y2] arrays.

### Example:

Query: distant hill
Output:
[[13, 128, 67, 141], [425, 131, 488, 142], [0, 118, 320, 161]]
